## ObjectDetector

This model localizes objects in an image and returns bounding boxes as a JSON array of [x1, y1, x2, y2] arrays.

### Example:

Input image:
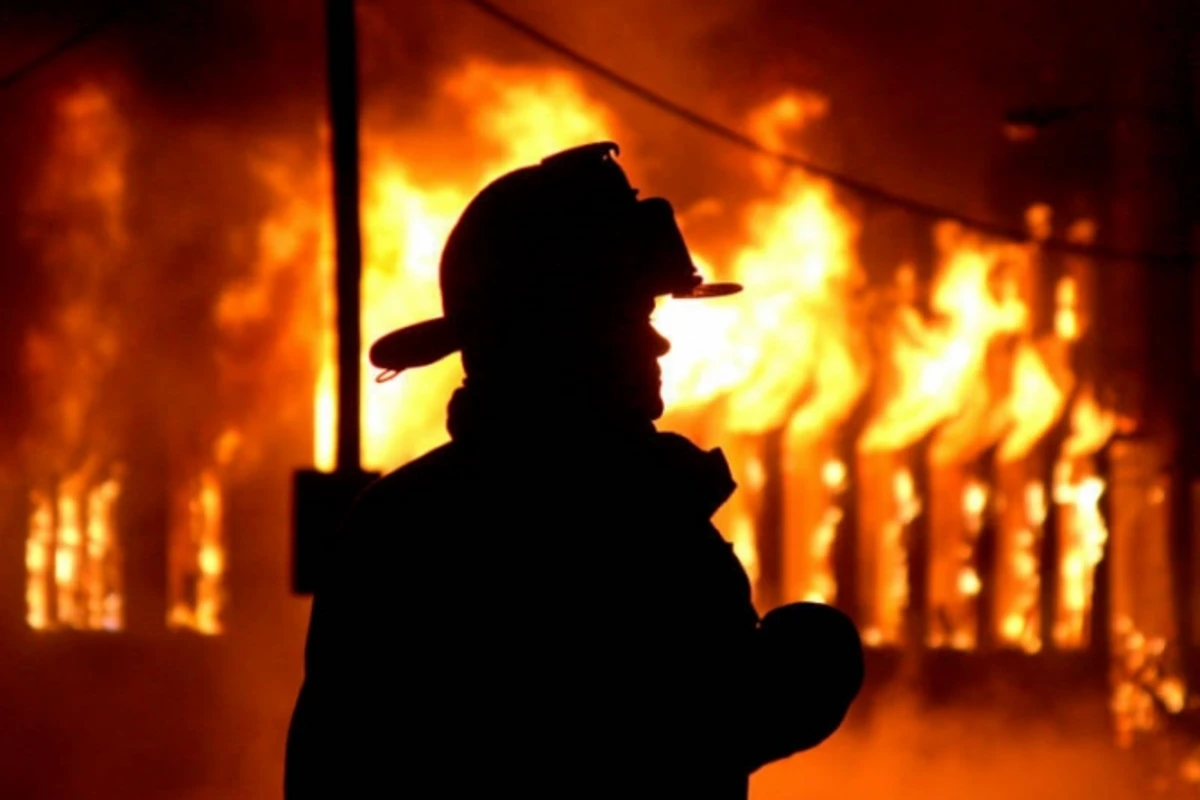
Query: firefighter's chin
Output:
[[638, 379, 665, 423], [650, 381, 665, 421], [625, 368, 664, 422]]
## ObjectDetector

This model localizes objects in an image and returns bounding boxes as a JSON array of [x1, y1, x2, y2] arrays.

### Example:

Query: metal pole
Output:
[[326, 0, 363, 473], [289, 0, 378, 596]]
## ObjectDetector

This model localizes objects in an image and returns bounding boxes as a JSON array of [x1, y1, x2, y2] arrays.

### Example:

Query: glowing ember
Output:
[[1111, 617, 1188, 748]]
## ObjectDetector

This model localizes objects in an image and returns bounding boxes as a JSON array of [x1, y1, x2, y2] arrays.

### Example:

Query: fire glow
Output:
[[23, 85, 229, 635], [258, 60, 1113, 652], [23, 85, 129, 633], [23, 57, 1186, 748], [255, 59, 1114, 658]]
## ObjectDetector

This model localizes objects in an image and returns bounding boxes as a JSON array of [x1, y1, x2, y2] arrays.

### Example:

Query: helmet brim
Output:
[[368, 280, 741, 380], [673, 281, 742, 299]]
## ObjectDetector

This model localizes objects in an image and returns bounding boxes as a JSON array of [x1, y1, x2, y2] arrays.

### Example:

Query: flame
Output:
[[1052, 387, 1115, 648], [1055, 276, 1080, 341], [265, 64, 866, 585], [26, 469, 123, 632], [861, 210, 1083, 650], [23, 84, 129, 632], [21, 51, 1132, 687], [168, 468, 226, 635], [745, 91, 829, 186], [28, 83, 236, 635], [1061, 386, 1116, 460], [245, 56, 1117, 655], [997, 340, 1067, 463], [656, 145, 865, 431], [808, 457, 849, 602], [881, 467, 918, 641], [860, 225, 1030, 457], [25, 494, 53, 630], [657, 91, 866, 599], [1048, 221, 1106, 650], [1111, 617, 1188, 748], [1056, 474, 1107, 627]]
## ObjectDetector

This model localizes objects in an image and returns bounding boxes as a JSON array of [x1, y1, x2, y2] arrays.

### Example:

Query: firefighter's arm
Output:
[[743, 602, 864, 772]]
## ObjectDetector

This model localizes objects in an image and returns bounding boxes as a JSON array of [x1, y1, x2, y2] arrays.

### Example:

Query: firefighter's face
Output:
[[562, 295, 671, 422]]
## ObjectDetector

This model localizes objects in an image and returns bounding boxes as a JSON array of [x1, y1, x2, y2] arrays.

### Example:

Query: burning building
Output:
[[1, 0, 1197, 797]]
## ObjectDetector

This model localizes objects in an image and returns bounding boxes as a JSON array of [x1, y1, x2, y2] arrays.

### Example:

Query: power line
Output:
[[0, 3, 136, 92], [459, 0, 1193, 266]]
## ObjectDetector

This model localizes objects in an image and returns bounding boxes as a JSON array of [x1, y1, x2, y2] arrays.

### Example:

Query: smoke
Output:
[[755, 673, 1158, 800]]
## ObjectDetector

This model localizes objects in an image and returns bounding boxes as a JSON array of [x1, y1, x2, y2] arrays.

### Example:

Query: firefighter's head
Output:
[[369, 142, 740, 423]]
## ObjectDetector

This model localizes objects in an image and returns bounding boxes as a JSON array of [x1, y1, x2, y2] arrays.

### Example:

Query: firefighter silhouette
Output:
[[285, 142, 863, 799]]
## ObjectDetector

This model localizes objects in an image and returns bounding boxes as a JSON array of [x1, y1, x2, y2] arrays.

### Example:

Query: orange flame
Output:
[[242, 59, 1118, 655], [168, 468, 226, 635], [1053, 387, 1115, 648], [23, 84, 129, 632]]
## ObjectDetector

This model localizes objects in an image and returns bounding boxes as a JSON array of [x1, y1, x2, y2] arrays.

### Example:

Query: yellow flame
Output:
[[879, 467, 917, 641], [1052, 386, 1115, 648], [963, 481, 988, 526], [658, 93, 865, 595], [860, 225, 1029, 456], [26, 493, 54, 630], [995, 480, 1045, 652], [85, 478, 122, 630], [262, 64, 868, 585], [998, 341, 1067, 462], [168, 470, 226, 635], [957, 568, 982, 597], [24, 84, 129, 632], [246, 57, 1108, 650], [1062, 387, 1116, 460], [27, 470, 122, 632], [822, 459, 847, 491], [1055, 276, 1080, 341], [657, 167, 866, 434], [1054, 470, 1108, 646]]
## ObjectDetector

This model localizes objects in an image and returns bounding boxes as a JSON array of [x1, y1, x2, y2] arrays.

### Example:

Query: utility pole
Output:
[[291, 0, 380, 595], [327, 0, 364, 474]]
